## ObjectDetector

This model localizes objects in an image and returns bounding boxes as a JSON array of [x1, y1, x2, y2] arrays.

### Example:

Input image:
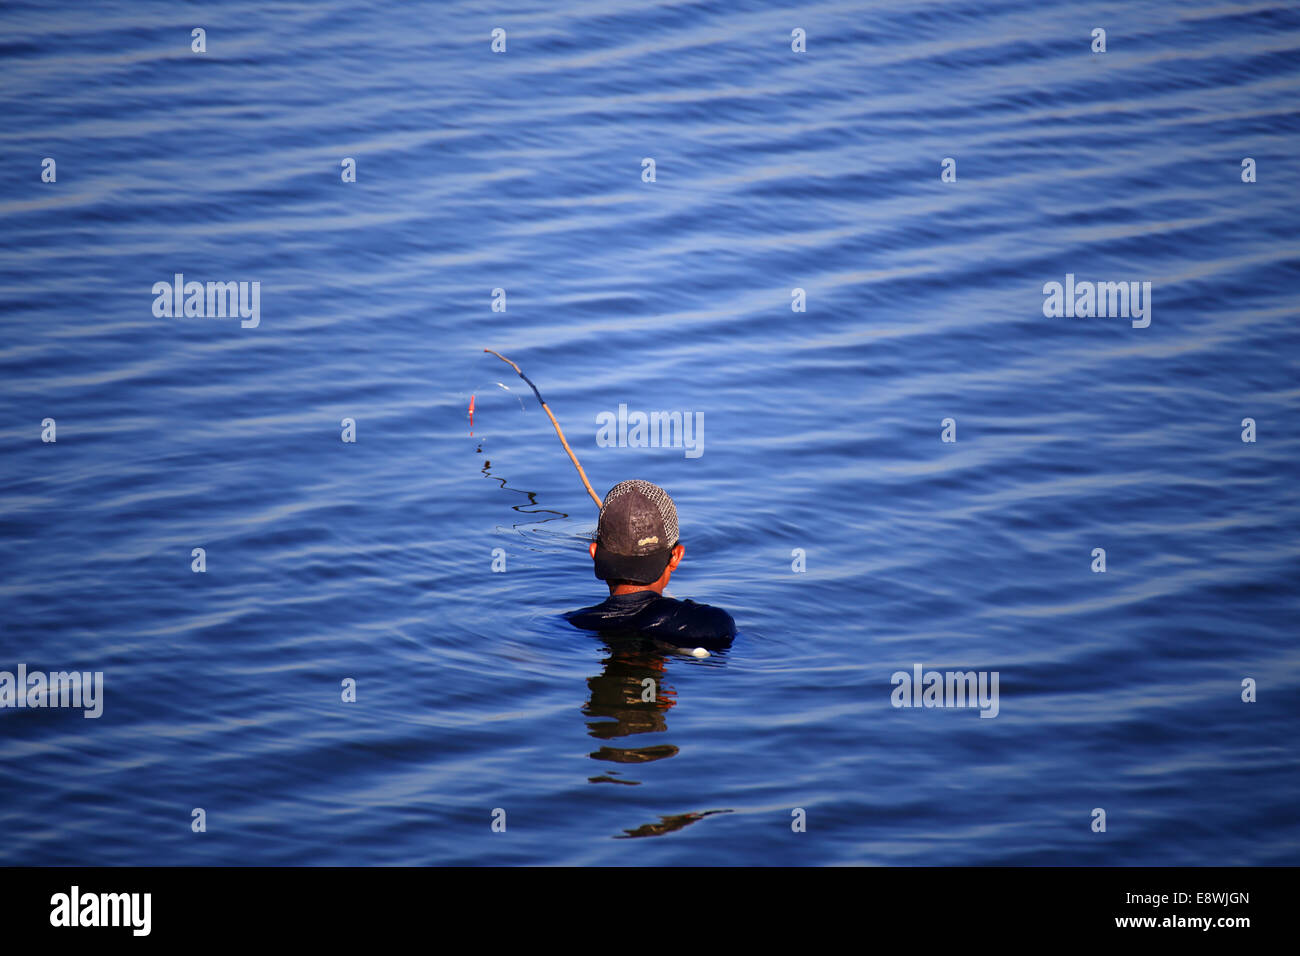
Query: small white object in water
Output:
[[690, 647, 710, 658]]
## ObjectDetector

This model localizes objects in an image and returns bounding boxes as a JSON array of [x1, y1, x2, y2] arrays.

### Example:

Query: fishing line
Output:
[[468, 380, 526, 437], [482, 349, 603, 509]]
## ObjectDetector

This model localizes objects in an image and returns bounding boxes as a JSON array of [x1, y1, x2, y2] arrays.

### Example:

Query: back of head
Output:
[[592, 479, 679, 585]]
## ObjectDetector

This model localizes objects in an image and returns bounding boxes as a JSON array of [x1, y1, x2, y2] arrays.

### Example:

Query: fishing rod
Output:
[[482, 349, 603, 509]]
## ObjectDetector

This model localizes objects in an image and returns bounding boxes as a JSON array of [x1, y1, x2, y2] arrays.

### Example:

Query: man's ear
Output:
[[589, 541, 598, 559], [667, 543, 684, 570]]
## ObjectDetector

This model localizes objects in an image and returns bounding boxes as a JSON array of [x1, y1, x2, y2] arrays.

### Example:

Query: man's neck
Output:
[[608, 583, 665, 597]]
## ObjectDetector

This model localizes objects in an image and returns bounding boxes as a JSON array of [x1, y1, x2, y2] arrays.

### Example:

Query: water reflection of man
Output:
[[584, 638, 679, 779]]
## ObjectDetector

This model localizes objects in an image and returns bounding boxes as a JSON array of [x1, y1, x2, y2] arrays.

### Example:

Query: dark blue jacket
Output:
[[566, 591, 736, 649]]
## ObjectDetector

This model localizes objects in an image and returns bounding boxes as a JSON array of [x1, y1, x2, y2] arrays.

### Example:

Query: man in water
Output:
[[567, 479, 736, 649]]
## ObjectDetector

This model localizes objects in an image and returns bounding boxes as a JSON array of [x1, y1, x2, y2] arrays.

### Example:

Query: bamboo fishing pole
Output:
[[483, 349, 603, 509]]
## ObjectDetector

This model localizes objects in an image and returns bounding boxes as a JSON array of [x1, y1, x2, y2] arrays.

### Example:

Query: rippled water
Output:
[[1, 0, 1298, 865]]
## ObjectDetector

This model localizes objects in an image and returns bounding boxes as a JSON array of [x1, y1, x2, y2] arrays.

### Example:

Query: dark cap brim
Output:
[[593, 542, 673, 585]]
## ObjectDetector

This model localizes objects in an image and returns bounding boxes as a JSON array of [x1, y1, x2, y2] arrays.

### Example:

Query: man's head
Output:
[[588, 479, 685, 595]]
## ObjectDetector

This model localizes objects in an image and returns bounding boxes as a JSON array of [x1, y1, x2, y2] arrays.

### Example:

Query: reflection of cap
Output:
[[592, 480, 680, 584]]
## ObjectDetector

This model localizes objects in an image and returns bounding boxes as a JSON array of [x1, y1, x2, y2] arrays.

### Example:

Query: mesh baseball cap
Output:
[[592, 480, 680, 584]]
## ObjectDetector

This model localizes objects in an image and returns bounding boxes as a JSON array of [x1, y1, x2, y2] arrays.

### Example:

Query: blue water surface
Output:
[[1, 0, 1298, 865]]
